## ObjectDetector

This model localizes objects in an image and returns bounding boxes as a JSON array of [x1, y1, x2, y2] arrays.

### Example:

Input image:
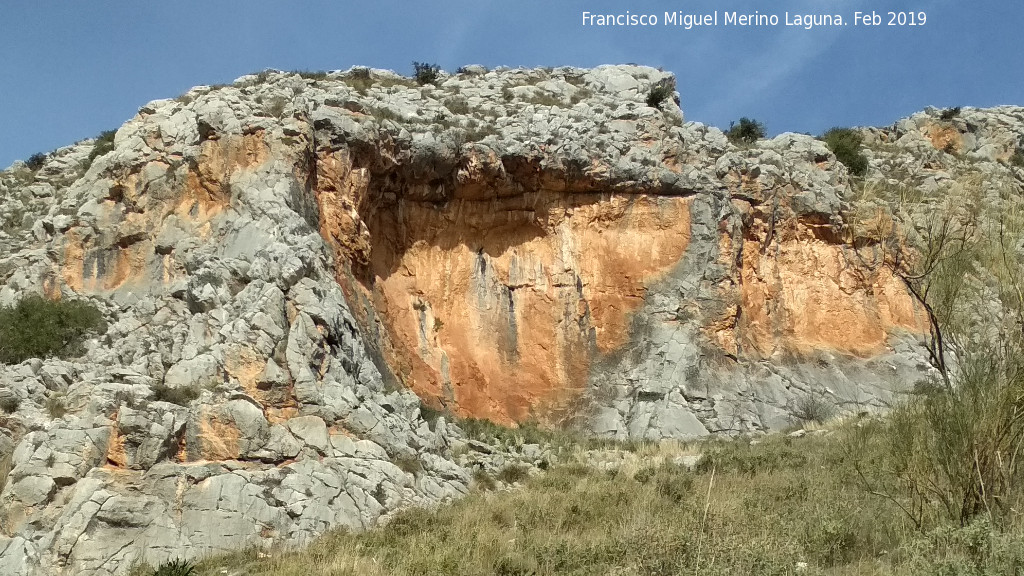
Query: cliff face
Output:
[[285, 67, 936, 435], [320, 150, 696, 425], [321, 135, 928, 434], [306, 88, 932, 435], [0, 64, 1021, 574]]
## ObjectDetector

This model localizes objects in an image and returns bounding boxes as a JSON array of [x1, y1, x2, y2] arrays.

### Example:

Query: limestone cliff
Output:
[[0, 64, 1021, 574]]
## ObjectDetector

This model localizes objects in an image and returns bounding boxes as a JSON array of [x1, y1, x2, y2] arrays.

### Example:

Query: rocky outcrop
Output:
[[0, 64, 1021, 574], [0, 72, 475, 574]]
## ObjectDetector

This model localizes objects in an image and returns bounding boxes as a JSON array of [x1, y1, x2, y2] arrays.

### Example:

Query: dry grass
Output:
[[0, 451, 12, 495], [188, 428, 1024, 576], [340, 69, 415, 95]]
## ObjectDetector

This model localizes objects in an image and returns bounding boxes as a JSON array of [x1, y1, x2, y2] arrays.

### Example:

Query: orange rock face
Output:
[[61, 132, 269, 295], [105, 421, 128, 468], [734, 236, 923, 359], [54, 125, 924, 428], [923, 122, 964, 154], [311, 137, 930, 425], [370, 194, 691, 424], [315, 150, 692, 424], [196, 411, 242, 461]]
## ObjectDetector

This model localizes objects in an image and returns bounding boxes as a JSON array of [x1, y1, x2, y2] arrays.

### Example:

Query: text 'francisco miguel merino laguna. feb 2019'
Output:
[[581, 10, 928, 29]]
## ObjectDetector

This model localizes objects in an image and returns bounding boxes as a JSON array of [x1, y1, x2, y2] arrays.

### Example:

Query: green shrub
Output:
[[850, 184, 1024, 528], [82, 130, 117, 172], [792, 392, 836, 424], [395, 454, 423, 475], [443, 98, 470, 115], [696, 438, 809, 476], [44, 395, 68, 419], [25, 153, 47, 171], [898, 519, 1024, 575], [1011, 148, 1024, 168], [341, 67, 374, 94], [0, 295, 106, 364], [151, 383, 201, 406], [456, 416, 644, 453], [568, 87, 594, 105], [473, 469, 497, 491], [412, 61, 441, 85], [726, 117, 766, 145], [2, 209, 27, 234], [0, 396, 19, 414], [295, 70, 328, 80], [645, 78, 676, 108], [418, 401, 446, 430], [379, 506, 436, 539], [634, 463, 695, 503], [369, 106, 400, 123], [348, 67, 371, 79], [655, 469, 694, 503], [492, 554, 538, 576], [874, 350, 1024, 526], [821, 127, 869, 176], [522, 93, 564, 108], [497, 464, 530, 484], [153, 559, 196, 576], [262, 96, 288, 119], [939, 106, 961, 121], [464, 122, 500, 142], [633, 466, 658, 484], [458, 417, 556, 447]]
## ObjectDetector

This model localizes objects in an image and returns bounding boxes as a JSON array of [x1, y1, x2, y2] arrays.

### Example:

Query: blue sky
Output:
[[1, 0, 1020, 168]]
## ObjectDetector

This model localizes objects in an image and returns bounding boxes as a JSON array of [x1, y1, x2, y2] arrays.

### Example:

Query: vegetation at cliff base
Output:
[[0, 295, 106, 364], [821, 127, 869, 176], [848, 173, 1024, 530], [152, 559, 196, 576], [185, 429, 1024, 576]]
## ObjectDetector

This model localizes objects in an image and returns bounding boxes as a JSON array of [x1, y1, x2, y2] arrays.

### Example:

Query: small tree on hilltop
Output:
[[25, 153, 47, 171], [413, 61, 442, 85], [822, 127, 869, 176], [646, 78, 677, 108], [726, 117, 766, 145]]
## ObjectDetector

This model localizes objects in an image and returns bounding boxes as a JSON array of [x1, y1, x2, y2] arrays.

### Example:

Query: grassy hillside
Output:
[[144, 423, 1023, 576]]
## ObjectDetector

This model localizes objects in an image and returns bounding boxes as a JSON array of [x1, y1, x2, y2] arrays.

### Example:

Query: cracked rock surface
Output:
[[0, 65, 1021, 574]]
